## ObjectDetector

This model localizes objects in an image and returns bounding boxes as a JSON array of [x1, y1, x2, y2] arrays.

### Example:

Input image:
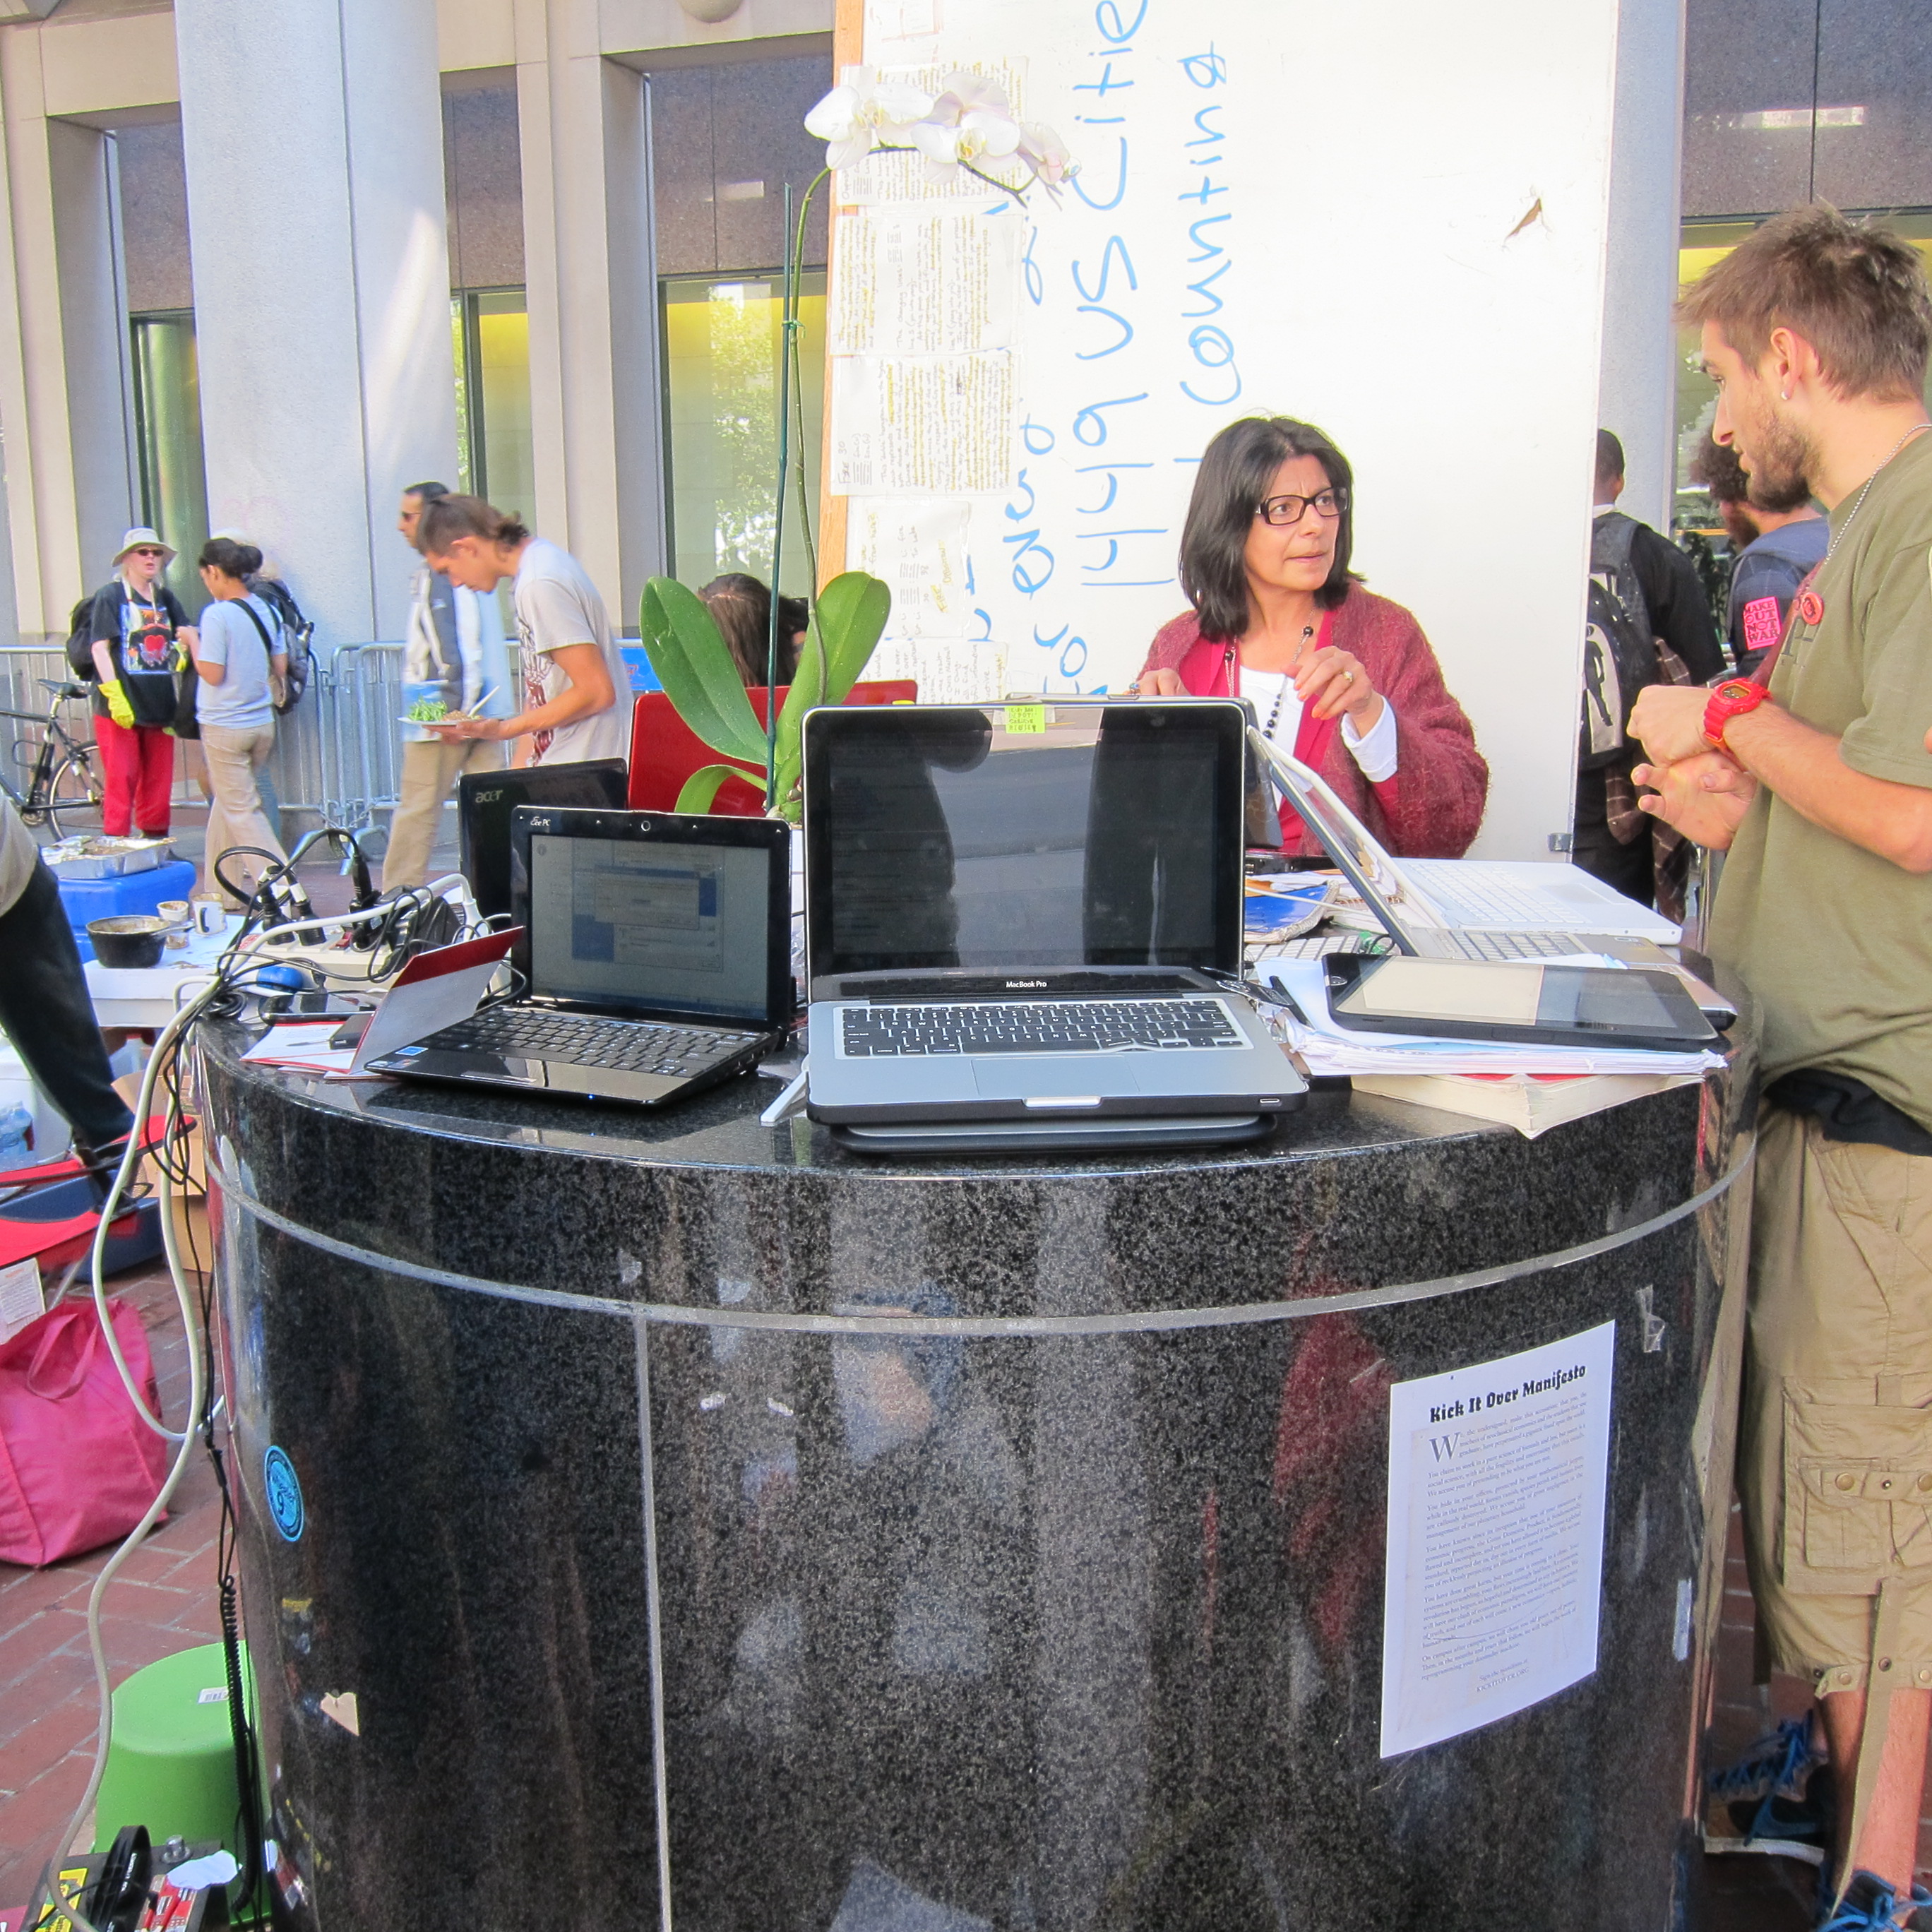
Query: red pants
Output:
[[94, 715, 174, 835]]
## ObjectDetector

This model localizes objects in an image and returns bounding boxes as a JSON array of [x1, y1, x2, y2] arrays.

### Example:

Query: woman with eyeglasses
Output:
[[1133, 417, 1489, 857]]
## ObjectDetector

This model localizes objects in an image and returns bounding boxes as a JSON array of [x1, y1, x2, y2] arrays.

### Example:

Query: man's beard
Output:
[[1741, 403, 1817, 505]]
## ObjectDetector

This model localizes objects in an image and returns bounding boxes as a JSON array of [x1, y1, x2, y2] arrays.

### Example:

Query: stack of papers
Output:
[[1253, 958, 1724, 1080], [240, 1022, 359, 1075]]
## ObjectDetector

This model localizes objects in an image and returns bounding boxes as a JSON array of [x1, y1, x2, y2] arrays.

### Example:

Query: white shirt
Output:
[[511, 539, 629, 766], [1239, 664, 1400, 782]]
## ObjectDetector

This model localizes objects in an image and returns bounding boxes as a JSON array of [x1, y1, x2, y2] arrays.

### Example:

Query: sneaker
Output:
[[1817, 1871, 1932, 1930], [1704, 1714, 1836, 1864]]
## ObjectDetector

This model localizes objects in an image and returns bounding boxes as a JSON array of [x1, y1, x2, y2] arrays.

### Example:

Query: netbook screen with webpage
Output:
[[526, 830, 773, 1022], [805, 700, 1246, 979]]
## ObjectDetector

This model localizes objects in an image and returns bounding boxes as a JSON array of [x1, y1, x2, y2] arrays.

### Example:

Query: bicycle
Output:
[[2, 677, 105, 837]]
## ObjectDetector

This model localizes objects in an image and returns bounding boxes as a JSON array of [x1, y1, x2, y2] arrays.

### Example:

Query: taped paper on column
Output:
[[1380, 1320, 1615, 1756], [869, 636, 1008, 705], [830, 353, 1015, 496], [833, 210, 1020, 357], [847, 499, 972, 638]]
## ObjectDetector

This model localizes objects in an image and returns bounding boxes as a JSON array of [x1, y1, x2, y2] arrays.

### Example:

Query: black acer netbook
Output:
[[368, 806, 793, 1108], [456, 758, 629, 921]]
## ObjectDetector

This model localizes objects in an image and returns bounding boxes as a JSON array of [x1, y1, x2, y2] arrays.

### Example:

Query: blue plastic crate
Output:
[[56, 859, 198, 946]]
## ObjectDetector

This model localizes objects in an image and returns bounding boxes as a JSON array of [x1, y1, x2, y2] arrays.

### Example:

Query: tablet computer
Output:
[[1322, 954, 1718, 1052]]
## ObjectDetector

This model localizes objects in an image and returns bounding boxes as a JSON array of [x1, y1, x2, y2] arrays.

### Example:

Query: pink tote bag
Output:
[[0, 1299, 170, 1567]]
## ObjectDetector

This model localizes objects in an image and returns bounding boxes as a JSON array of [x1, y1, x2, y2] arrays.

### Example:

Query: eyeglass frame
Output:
[[1253, 487, 1349, 527]]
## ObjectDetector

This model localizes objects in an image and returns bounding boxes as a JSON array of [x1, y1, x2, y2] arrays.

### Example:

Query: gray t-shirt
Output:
[[511, 539, 629, 766], [195, 595, 280, 729]]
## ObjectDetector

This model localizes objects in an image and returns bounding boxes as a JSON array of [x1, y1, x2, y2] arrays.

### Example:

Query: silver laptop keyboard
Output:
[[1405, 869, 1573, 926], [840, 998, 1243, 1057], [427, 1008, 761, 1076], [1450, 929, 1590, 960]]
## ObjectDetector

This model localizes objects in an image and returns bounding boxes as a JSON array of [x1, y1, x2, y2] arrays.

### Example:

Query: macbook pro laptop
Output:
[[1248, 733, 1734, 1021], [801, 700, 1307, 1150], [457, 757, 629, 922], [1256, 747, 1681, 944], [367, 806, 793, 1107]]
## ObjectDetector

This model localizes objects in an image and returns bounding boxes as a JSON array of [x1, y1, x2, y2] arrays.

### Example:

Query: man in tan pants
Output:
[[383, 482, 511, 890], [1633, 207, 1932, 1928]]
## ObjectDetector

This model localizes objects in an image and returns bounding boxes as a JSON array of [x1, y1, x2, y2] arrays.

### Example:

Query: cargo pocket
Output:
[[1782, 1388, 1932, 1590]]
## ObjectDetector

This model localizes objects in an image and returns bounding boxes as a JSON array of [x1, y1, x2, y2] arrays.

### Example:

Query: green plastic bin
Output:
[[92, 1642, 255, 1857]]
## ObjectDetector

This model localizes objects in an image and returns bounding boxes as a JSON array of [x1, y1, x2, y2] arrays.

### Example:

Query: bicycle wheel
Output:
[[44, 750, 105, 837]]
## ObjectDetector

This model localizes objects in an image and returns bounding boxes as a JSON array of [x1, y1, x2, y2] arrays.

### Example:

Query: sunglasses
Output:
[[131, 547, 167, 559]]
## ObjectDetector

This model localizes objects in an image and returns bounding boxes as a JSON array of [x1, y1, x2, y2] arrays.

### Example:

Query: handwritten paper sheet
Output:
[[869, 636, 1009, 704], [830, 353, 1015, 495], [833, 210, 1020, 357], [1380, 1320, 1616, 1755], [848, 499, 972, 637]]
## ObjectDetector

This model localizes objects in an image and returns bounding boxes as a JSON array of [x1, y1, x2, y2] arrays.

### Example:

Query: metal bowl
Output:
[[88, 914, 167, 969]]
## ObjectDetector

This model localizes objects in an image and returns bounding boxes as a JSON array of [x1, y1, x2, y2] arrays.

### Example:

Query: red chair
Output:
[[628, 680, 918, 815]]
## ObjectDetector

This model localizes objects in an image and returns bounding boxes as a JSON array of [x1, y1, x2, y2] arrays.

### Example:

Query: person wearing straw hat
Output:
[[84, 526, 196, 838]]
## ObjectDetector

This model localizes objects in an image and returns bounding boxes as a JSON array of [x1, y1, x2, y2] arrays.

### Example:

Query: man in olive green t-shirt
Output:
[[1632, 207, 1932, 1926]]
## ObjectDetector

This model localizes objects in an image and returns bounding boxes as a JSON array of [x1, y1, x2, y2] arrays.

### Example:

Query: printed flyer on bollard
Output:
[[1380, 1320, 1616, 1755]]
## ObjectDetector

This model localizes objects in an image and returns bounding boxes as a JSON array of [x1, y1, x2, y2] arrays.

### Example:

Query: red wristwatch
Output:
[[1703, 679, 1770, 752]]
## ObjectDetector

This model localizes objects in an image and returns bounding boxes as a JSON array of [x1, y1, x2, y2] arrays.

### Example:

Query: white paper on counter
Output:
[[1380, 1320, 1616, 1755]]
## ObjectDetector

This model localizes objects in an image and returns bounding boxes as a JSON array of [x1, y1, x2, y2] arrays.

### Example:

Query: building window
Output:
[[129, 309, 210, 616], [649, 50, 833, 595], [662, 273, 825, 594], [452, 288, 534, 518]]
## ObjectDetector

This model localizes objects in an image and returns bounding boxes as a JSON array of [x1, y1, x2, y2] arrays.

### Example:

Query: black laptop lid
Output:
[[802, 700, 1246, 992], [508, 806, 794, 1027], [458, 758, 628, 920]]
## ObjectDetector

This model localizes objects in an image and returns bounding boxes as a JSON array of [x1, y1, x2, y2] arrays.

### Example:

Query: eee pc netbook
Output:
[[369, 806, 792, 1107], [801, 699, 1306, 1152]]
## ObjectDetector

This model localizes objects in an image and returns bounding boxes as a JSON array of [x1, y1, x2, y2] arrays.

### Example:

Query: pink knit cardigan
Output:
[[1136, 588, 1489, 858]]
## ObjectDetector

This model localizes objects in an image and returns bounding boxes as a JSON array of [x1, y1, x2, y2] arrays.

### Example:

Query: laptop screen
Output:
[[458, 759, 628, 920], [804, 700, 1245, 980], [523, 821, 783, 1023]]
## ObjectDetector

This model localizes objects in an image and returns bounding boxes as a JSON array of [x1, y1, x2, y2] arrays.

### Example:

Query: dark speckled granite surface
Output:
[[201, 1008, 1756, 1932]]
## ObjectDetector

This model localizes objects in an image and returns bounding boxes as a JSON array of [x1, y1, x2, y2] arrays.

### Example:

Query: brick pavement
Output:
[[0, 1265, 225, 1911]]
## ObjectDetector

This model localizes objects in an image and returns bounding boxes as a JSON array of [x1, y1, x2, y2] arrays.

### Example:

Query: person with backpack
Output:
[[80, 527, 196, 839], [1575, 431, 1727, 906], [181, 537, 287, 905]]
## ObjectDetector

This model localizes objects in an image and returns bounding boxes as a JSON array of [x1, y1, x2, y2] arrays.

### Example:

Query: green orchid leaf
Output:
[[639, 578, 768, 767], [674, 763, 761, 814], [773, 571, 892, 800]]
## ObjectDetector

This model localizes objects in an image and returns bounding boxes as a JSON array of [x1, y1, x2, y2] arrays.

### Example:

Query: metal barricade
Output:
[[266, 640, 406, 833]]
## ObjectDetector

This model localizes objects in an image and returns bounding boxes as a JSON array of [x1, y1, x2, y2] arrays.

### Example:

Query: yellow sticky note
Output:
[[1003, 704, 1047, 734]]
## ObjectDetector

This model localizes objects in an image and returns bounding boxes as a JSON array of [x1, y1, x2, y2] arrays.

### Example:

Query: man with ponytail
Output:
[[415, 496, 628, 768]]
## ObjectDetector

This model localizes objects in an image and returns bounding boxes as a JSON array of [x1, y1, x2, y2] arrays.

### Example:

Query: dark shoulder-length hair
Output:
[[1178, 417, 1362, 642]]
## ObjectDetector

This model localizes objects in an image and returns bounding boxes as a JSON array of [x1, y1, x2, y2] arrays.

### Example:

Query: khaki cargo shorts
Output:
[[1738, 1106, 1932, 1695]]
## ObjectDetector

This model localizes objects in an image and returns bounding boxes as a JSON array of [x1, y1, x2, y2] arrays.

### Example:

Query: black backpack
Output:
[[1578, 512, 1662, 772], [65, 595, 99, 681], [248, 576, 315, 714]]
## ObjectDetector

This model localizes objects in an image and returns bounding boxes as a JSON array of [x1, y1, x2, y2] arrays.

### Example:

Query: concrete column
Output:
[[515, 0, 665, 631], [0, 31, 138, 641], [1597, 0, 1687, 535], [175, 0, 457, 645]]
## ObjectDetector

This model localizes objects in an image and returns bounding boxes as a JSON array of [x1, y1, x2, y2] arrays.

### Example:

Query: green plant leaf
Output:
[[773, 571, 892, 800], [639, 578, 768, 767], [674, 763, 761, 814]]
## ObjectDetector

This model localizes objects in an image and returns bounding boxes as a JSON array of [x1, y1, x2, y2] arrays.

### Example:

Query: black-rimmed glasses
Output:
[[1256, 487, 1347, 526]]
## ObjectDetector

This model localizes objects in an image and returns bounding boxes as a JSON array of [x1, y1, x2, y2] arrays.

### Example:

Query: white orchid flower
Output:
[[804, 67, 935, 170], [1016, 121, 1076, 193], [911, 72, 1024, 182]]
